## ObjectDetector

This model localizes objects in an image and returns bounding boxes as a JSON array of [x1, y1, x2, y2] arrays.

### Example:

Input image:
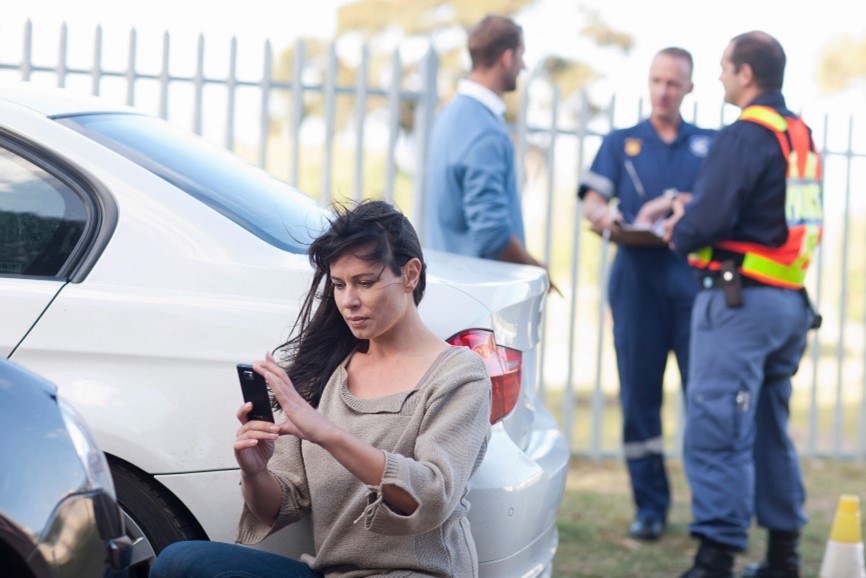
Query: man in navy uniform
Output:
[[578, 47, 715, 541]]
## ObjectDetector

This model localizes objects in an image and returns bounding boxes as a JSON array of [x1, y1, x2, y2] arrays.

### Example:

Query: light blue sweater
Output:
[[424, 94, 525, 259]]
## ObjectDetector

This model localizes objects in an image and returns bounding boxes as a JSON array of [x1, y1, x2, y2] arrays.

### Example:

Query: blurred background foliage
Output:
[[269, 0, 633, 129], [818, 34, 866, 93]]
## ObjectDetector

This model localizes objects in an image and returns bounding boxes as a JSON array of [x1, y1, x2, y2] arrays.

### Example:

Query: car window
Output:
[[0, 146, 87, 278], [57, 113, 327, 254]]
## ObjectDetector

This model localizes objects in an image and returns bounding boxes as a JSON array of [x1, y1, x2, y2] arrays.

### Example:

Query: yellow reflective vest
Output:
[[688, 106, 823, 289]]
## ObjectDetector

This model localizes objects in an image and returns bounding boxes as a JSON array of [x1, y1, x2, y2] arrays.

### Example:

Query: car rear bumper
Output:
[[471, 406, 569, 578]]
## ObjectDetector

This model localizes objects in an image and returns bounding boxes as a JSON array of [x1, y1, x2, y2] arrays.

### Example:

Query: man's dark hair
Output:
[[468, 14, 523, 70], [730, 31, 786, 91], [657, 46, 694, 76]]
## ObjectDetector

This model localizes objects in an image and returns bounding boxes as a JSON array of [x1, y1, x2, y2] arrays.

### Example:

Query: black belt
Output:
[[699, 272, 772, 290]]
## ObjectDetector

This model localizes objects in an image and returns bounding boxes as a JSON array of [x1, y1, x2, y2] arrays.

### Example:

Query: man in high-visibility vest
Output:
[[664, 31, 822, 578]]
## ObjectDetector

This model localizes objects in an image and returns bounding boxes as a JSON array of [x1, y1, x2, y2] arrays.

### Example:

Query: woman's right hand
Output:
[[234, 402, 280, 478]]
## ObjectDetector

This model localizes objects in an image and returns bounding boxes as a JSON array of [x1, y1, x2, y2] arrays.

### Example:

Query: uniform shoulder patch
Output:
[[689, 135, 712, 157], [624, 138, 642, 157]]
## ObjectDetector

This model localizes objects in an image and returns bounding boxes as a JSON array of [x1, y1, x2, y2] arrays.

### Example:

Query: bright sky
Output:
[[4, 0, 864, 120]]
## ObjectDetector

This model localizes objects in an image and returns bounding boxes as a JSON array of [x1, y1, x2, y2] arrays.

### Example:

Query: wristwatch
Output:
[[663, 188, 679, 202]]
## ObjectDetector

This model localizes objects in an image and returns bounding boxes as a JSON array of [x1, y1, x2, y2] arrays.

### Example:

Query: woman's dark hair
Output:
[[274, 199, 426, 408]]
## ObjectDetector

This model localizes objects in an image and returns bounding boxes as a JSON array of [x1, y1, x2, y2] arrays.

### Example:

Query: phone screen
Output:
[[236, 364, 275, 423]]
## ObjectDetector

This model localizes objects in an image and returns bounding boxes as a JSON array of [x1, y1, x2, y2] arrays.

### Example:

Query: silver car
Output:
[[0, 358, 133, 577], [0, 82, 569, 577]]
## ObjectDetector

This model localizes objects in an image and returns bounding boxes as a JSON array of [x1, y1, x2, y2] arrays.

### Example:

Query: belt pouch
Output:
[[720, 260, 743, 308]]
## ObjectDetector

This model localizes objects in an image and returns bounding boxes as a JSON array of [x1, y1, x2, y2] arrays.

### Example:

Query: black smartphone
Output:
[[236, 364, 275, 423]]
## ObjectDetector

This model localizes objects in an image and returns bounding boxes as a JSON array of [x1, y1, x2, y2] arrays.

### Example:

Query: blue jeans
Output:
[[149, 541, 323, 578]]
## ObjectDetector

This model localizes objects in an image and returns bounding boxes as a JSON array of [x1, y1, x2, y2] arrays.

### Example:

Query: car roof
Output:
[[0, 82, 136, 117]]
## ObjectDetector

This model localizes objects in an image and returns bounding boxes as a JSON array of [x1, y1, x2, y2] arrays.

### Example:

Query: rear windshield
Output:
[[58, 113, 327, 253]]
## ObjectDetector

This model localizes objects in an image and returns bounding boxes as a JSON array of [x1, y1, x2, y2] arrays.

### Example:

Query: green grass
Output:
[[552, 457, 866, 577]]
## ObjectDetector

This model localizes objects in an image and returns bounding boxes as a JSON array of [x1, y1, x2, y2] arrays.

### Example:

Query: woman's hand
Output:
[[234, 401, 280, 478], [253, 353, 414, 513], [254, 352, 336, 446], [234, 396, 284, 525]]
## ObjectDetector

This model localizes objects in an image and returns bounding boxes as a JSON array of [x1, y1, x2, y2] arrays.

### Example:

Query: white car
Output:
[[0, 83, 568, 577]]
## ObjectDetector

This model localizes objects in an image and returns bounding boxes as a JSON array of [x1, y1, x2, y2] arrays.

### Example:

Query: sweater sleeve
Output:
[[235, 434, 312, 544], [355, 350, 492, 535]]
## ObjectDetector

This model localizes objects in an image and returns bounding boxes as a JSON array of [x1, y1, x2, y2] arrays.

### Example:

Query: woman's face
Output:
[[329, 251, 416, 341]]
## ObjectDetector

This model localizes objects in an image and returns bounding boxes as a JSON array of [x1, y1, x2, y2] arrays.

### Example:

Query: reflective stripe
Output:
[[739, 105, 788, 132], [624, 437, 665, 459], [580, 170, 615, 200], [741, 248, 808, 287], [688, 246, 713, 269]]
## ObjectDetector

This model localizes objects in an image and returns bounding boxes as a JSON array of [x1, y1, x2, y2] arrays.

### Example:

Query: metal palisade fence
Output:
[[2, 21, 865, 460]]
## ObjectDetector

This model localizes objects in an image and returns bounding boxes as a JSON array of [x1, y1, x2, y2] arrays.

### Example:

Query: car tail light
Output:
[[447, 329, 522, 424]]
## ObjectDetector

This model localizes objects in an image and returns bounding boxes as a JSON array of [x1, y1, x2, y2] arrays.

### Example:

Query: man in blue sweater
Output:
[[425, 14, 546, 272]]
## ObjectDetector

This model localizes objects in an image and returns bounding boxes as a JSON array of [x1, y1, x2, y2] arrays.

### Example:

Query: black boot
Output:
[[741, 530, 801, 578], [680, 539, 737, 578]]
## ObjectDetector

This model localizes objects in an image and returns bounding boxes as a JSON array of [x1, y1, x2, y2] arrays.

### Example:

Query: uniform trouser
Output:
[[608, 249, 695, 522], [684, 286, 812, 550]]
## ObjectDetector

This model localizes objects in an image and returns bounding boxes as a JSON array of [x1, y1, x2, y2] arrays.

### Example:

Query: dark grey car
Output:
[[0, 359, 134, 577]]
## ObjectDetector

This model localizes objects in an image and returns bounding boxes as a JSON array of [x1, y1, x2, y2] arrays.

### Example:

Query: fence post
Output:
[[808, 113, 830, 459], [384, 49, 402, 205], [258, 40, 273, 170], [91, 26, 102, 95], [125, 28, 137, 107], [193, 34, 205, 136], [158, 32, 170, 119], [225, 37, 238, 151], [562, 90, 592, 454], [289, 39, 305, 188], [412, 43, 438, 240], [21, 20, 32, 81], [353, 43, 369, 202], [321, 42, 338, 205], [56, 23, 68, 88]]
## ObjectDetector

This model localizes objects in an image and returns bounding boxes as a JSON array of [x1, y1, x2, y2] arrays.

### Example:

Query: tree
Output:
[[267, 0, 633, 203], [272, 0, 633, 126], [818, 33, 866, 94]]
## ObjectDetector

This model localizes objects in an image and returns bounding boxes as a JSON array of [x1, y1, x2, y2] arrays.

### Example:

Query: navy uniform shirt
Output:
[[578, 119, 716, 226], [671, 93, 799, 255]]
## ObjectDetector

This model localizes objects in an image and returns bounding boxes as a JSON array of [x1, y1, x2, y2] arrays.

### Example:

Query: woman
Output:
[[150, 200, 492, 578]]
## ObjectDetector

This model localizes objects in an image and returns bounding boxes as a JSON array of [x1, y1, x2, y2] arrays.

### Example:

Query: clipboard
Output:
[[591, 222, 668, 247], [615, 223, 668, 247]]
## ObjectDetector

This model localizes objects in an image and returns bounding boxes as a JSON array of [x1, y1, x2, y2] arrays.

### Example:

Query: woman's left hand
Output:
[[253, 352, 335, 446]]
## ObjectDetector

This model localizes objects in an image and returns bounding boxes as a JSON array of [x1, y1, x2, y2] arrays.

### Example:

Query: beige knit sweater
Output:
[[236, 345, 492, 578]]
